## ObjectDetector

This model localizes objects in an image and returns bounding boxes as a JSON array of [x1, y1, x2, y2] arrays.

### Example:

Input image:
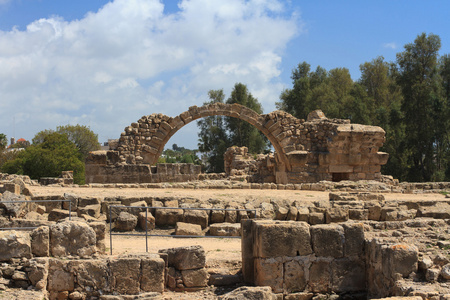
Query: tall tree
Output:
[[2, 132, 85, 184], [0, 133, 7, 150], [225, 83, 269, 153], [33, 125, 100, 160], [197, 89, 229, 172], [396, 33, 443, 181]]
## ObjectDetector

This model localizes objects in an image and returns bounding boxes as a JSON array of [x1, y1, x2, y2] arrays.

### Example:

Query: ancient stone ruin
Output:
[[85, 103, 388, 184], [2, 172, 450, 298]]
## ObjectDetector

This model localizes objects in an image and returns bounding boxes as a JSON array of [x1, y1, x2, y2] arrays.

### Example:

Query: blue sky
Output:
[[0, 0, 449, 150]]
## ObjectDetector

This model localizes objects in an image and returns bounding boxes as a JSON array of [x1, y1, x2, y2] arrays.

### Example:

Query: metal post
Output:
[[109, 206, 113, 255], [69, 199, 72, 221], [145, 207, 148, 253]]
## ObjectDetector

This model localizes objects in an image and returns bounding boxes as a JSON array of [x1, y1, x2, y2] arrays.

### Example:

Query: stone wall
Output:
[[241, 219, 422, 298], [85, 103, 388, 184], [242, 220, 366, 294], [85, 151, 201, 184]]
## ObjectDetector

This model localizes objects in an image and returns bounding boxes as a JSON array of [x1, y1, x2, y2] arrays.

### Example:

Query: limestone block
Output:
[[140, 255, 165, 293], [77, 204, 101, 218], [284, 258, 307, 293], [48, 208, 77, 222], [225, 209, 237, 223], [109, 257, 141, 295], [308, 260, 330, 293], [69, 259, 110, 296], [253, 221, 312, 258], [297, 207, 309, 222], [0, 191, 28, 218], [349, 209, 368, 220], [284, 293, 314, 300], [181, 268, 209, 287], [274, 206, 289, 220], [308, 213, 325, 225], [27, 258, 49, 290], [155, 208, 184, 226], [311, 224, 344, 258], [128, 200, 148, 216], [0, 230, 31, 261], [114, 211, 137, 231], [78, 197, 101, 207], [175, 222, 203, 236], [367, 204, 382, 221], [184, 209, 208, 228], [330, 258, 365, 292], [31, 226, 49, 257], [209, 223, 240, 237], [138, 211, 156, 230], [241, 219, 254, 284], [48, 258, 74, 292], [89, 221, 106, 253], [219, 286, 277, 300], [343, 223, 364, 257], [386, 244, 418, 277], [159, 245, 206, 270], [287, 206, 298, 221], [254, 257, 284, 293], [325, 207, 349, 223], [50, 221, 96, 257]]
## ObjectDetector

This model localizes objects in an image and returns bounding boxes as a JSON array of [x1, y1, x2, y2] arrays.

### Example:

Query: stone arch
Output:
[[117, 103, 291, 170]]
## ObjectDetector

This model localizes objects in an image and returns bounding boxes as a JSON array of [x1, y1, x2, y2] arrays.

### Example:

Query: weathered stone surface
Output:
[[62, 193, 79, 210], [48, 208, 77, 221], [253, 220, 312, 258], [184, 209, 209, 228], [109, 257, 141, 295], [114, 211, 137, 231], [27, 258, 49, 290], [155, 208, 184, 226], [254, 257, 283, 293], [219, 286, 276, 300], [284, 258, 307, 293], [325, 207, 349, 223], [311, 224, 344, 258], [50, 221, 96, 257], [308, 260, 330, 293], [181, 268, 209, 287], [0, 230, 31, 261], [343, 223, 364, 257], [330, 258, 366, 292], [209, 223, 241, 236], [138, 211, 156, 230], [386, 244, 418, 277], [442, 263, 450, 280], [69, 259, 110, 296], [31, 226, 49, 257], [210, 209, 226, 223], [0, 191, 27, 218], [159, 245, 206, 270], [89, 221, 106, 252], [77, 204, 101, 218], [140, 255, 165, 293], [175, 222, 203, 236], [48, 258, 74, 292]]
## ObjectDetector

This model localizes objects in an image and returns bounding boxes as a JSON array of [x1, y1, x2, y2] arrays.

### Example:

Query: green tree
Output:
[[0, 134, 7, 150], [2, 132, 85, 184], [33, 125, 100, 160], [396, 33, 444, 181], [197, 89, 229, 172], [225, 83, 269, 153]]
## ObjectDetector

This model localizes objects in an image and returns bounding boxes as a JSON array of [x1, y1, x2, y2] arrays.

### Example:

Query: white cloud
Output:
[[0, 0, 300, 148], [383, 42, 398, 49]]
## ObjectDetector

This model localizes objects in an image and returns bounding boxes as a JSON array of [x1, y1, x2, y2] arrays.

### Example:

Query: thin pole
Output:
[[109, 206, 113, 255]]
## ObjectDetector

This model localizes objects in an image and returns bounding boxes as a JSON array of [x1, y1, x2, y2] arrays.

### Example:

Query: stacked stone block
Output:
[[242, 220, 366, 294]]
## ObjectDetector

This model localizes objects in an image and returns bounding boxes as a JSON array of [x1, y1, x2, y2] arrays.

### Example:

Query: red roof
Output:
[[16, 138, 26, 142]]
